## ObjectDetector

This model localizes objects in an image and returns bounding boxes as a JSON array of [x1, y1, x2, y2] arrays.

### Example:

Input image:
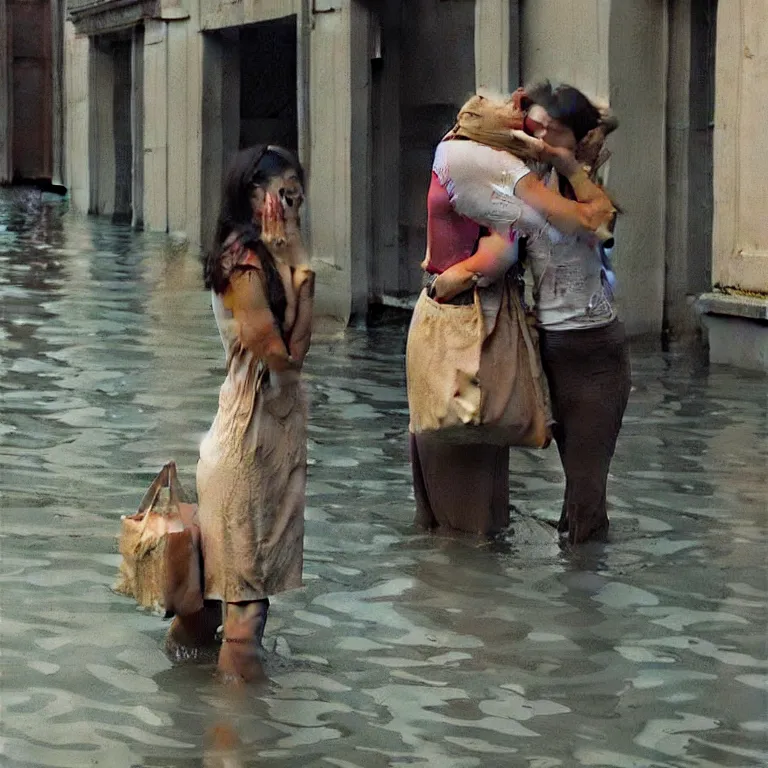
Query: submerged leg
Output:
[[217, 599, 270, 683], [165, 600, 222, 661]]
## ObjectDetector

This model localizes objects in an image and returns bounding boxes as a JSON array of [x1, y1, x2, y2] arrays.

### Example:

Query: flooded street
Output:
[[1, 187, 767, 767]]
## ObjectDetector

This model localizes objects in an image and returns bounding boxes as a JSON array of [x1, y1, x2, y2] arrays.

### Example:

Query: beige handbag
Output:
[[115, 462, 204, 617], [406, 276, 551, 447]]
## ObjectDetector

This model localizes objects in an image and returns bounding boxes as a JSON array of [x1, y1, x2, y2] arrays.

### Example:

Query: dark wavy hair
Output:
[[203, 145, 305, 326], [523, 81, 602, 143]]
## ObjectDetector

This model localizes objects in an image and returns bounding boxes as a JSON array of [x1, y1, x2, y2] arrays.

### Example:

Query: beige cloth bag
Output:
[[406, 277, 552, 448], [115, 462, 204, 618]]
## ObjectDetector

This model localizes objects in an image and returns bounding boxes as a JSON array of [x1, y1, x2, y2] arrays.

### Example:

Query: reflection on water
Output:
[[1, 187, 767, 767]]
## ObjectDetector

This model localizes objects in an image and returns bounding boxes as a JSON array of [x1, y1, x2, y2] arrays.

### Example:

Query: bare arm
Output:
[[510, 130, 616, 238], [223, 267, 297, 374], [442, 139, 614, 241], [432, 232, 513, 302], [288, 266, 315, 365], [515, 172, 614, 237]]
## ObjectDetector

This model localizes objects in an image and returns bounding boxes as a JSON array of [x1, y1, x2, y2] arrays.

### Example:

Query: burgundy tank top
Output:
[[424, 171, 484, 275]]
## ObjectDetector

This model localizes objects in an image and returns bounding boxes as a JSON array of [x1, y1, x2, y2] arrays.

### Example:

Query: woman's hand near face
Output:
[[509, 130, 580, 176], [260, 192, 288, 249], [260, 191, 309, 268]]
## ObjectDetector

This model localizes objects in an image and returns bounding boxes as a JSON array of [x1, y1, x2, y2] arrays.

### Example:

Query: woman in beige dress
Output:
[[167, 145, 313, 682]]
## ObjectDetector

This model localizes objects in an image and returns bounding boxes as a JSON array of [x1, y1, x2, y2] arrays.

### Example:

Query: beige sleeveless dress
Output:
[[196, 251, 313, 603]]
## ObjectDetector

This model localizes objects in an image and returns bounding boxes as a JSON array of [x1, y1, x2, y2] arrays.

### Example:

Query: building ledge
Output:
[[697, 292, 768, 322], [67, 0, 161, 34], [379, 292, 418, 311]]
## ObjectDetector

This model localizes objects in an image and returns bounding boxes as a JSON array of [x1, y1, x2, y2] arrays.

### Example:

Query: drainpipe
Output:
[[297, 0, 312, 250]]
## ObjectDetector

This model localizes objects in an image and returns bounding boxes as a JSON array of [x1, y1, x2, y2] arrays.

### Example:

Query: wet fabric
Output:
[[196, 254, 311, 603], [411, 433, 510, 537], [538, 319, 631, 544]]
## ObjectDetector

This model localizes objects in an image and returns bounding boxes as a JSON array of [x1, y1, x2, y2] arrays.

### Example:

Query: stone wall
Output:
[[712, 0, 768, 295]]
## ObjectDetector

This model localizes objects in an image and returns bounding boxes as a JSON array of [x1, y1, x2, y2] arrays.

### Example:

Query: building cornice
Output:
[[67, 0, 188, 36]]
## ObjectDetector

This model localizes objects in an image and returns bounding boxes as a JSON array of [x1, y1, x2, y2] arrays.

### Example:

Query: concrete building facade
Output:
[[61, 0, 767, 368]]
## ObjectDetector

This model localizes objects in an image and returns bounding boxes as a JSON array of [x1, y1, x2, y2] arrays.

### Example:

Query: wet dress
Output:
[[196, 244, 314, 602]]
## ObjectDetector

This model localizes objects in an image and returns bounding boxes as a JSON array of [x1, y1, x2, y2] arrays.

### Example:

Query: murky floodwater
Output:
[[1, 187, 766, 768]]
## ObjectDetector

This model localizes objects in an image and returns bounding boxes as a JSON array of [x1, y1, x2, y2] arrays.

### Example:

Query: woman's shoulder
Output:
[[221, 235, 264, 280], [436, 139, 529, 167], [435, 140, 531, 186]]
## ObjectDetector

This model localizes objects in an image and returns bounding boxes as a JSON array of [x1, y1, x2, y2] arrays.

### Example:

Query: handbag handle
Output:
[[167, 461, 187, 504], [135, 461, 186, 515], [135, 463, 169, 516]]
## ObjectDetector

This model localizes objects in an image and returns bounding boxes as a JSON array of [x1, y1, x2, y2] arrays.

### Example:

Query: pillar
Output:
[[131, 26, 144, 228], [474, 0, 519, 93], [88, 39, 115, 215], [51, 0, 65, 186], [143, 20, 168, 232], [308, 0, 371, 324], [663, 0, 693, 339], [520, 0, 609, 101], [608, 0, 667, 337], [64, 21, 89, 211]]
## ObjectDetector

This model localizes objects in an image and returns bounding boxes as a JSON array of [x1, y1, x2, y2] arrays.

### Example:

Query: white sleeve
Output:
[[434, 141, 548, 235]]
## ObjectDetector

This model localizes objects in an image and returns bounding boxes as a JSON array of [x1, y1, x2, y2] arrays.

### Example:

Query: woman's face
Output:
[[250, 168, 304, 222], [527, 105, 577, 150]]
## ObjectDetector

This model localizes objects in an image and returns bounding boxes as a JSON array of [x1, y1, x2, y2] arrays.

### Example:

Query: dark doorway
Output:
[[687, 0, 716, 294], [10, 0, 53, 182], [369, 0, 476, 302], [239, 17, 298, 152]]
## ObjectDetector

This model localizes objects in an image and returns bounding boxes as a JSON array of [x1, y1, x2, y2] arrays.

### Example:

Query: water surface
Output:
[[1, 188, 766, 767]]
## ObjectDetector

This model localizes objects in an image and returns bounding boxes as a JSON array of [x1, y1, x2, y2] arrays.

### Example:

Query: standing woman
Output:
[[410, 84, 628, 544], [167, 146, 314, 681], [516, 83, 630, 544]]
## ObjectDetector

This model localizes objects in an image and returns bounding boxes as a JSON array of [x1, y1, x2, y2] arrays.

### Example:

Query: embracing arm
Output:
[[510, 131, 615, 238], [515, 171, 614, 237], [444, 139, 614, 239], [431, 232, 513, 302], [223, 268, 297, 374]]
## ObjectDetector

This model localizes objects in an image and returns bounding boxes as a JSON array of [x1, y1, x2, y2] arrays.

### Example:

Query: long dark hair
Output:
[[523, 81, 619, 207], [523, 80, 602, 144], [203, 145, 305, 325]]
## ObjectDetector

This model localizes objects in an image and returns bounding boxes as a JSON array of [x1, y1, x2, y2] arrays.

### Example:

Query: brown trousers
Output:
[[410, 435, 510, 537], [539, 319, 631, 544]]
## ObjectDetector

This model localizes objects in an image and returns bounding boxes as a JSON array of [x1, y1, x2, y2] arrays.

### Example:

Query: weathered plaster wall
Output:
[[520, 0, 666, 338], [475, 0, 514, 93], [307, 2, 359, 322], [713, 0, 768, 294], [608, 0, 667, 338], [521, 0, 610, 102]]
